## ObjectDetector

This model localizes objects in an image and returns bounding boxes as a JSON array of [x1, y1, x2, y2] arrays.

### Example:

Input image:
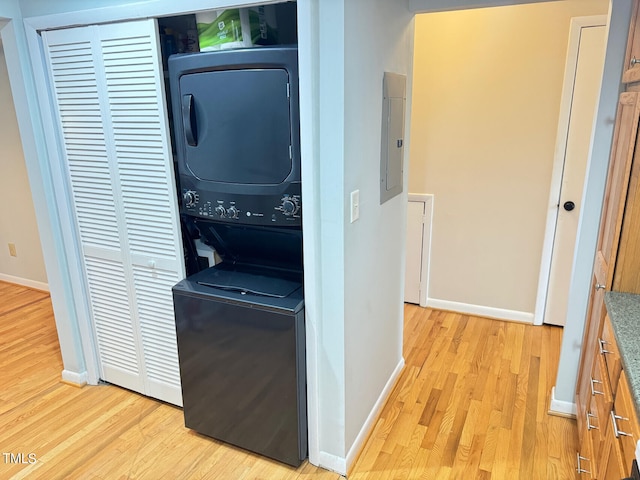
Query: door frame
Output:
[[533, 15, 607, 326]]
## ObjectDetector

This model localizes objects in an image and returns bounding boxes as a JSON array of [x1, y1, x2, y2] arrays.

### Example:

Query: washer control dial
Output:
[[215, 205, 226, 218], [183, 190, 198, 207], [226, 206, 239, 219], [280, 196, 300, 216]]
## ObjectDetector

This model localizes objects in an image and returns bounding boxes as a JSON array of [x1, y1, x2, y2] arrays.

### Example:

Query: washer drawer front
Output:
[[173, 291, 307, 466]]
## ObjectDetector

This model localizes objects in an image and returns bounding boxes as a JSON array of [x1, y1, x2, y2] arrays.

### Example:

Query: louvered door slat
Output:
[[101, 25, 182, 265], [84, 257, 143, 392], [44, 31, 120, 254], [132, 266, 182, 406]]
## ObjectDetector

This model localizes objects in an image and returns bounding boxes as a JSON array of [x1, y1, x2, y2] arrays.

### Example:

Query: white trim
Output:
[[24, 18, 102, 385], [345, 358, 405, 474], [0, 273, 49, 292], [426, 298, 534, 324], [408, 193, 430, 202], [297, 0, 321, 468], [61, 369, 88, 386], [317, 451, 346, 476], [549, 386, 577, 417], [635, 439, 640, 463], [534, 15, 607, 327], [407, 193, 433, 308]]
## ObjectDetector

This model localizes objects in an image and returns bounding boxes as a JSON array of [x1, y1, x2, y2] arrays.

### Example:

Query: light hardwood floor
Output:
[[0, 282, 578, 479], [349, 305, 578, 480]]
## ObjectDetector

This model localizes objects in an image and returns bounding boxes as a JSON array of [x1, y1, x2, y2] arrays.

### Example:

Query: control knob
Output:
[[280, 197, 300, 216], [215, 205, 226, 218], [183, 190, 198, 207], [226, 206, 239, 219]]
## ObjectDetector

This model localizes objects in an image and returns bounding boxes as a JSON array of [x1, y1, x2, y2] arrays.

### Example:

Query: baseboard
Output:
[[61, 369, 88, 387], [317, 451, 346, 476], [345, 357, 405, 474], [548, 386, 577, 418], [0, 273, 49, 292], [315, 357, 406, 476], [426, 298, 534, 324]]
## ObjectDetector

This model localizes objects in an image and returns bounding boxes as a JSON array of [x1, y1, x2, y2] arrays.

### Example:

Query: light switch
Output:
[[351, 190, 360, 223]]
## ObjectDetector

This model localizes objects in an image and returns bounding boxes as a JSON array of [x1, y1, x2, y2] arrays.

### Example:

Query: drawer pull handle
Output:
[[598, 338, 611, 355], [576, 452, 591, 475], [595, 283, 606, 290], [610, 410, 632, 438], [632, 56, 639, 67], [586, 412, 598, 430], [590, 377, 604, 396]]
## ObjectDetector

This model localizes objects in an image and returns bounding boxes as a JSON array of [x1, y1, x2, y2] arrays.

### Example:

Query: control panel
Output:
[[181, 188, 302, 227]]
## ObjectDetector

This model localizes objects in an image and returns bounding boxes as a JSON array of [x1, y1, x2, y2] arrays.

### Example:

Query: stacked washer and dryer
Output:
[[169, 47, 307, 467]]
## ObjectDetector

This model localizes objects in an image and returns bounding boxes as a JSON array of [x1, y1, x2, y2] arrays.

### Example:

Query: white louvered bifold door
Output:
[[42, 20, 185, 406]]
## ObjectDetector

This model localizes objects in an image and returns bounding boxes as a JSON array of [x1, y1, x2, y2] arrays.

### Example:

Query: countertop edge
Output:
[[604, 292, 640, 423]]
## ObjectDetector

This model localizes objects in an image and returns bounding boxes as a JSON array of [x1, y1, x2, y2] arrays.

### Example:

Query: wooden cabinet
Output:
[[624, 1, 640, 84], [601, 319, 623, 395], [613, 132, 640, 292], [577, 6, 640, 476], [613, 371, 640, 468], [577, 314, 640, 478], [576, 91, 640, 457], [599, 432, 626, 480]]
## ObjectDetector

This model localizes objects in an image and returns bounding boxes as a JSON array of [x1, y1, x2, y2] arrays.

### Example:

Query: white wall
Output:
[[409, 0, 608, 319], [0, 44, 47, 289], [313, 0, 347, 465], [342, 0, 413, 462]]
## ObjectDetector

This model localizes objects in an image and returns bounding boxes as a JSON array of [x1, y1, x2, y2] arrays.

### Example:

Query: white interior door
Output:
[[544, 23, 607, 326], [405, 201, 424, 304], [42, 19, 185, 405], [405, 195, 432, 305]]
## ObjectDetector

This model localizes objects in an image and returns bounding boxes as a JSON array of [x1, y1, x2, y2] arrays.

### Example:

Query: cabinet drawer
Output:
[[592, 353, 614, 439], [577, 430, 596, 479], [599, 431, 626, 480], [601, 315, 622, 396], [612, 371, 640, 477], [588, 391, 605, 471]]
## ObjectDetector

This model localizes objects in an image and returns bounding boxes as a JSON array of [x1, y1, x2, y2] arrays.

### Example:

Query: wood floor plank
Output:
[[0, 282, 48, 317]]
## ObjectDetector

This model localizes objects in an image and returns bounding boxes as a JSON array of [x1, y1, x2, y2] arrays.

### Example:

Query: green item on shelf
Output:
[[197, 9, 245, 51]]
